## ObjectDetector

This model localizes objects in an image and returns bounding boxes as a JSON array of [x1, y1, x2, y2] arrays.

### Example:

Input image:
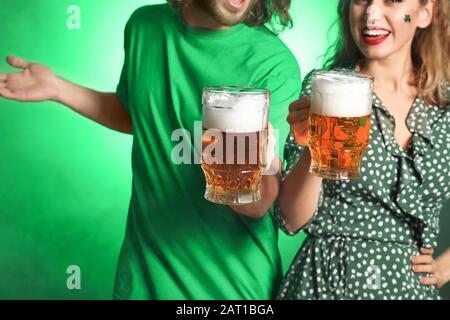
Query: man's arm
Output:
[[0, 55, 132, 134], [56, 79, 132, 134], [229, 159, 281, 219], [229, 51, 302, 220]]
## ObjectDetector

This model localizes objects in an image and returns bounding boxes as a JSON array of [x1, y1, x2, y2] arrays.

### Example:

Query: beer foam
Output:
[[203, 106, 267, 133], [311, 70, 373, 118], [203, 91, 268, 132]]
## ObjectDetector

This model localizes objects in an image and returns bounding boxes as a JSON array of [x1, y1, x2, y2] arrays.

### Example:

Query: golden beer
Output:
[[202, 129, 268, 203], [307, 70, 374, 180], [201, 87, 269, 205], [309, 113, 371, 180]]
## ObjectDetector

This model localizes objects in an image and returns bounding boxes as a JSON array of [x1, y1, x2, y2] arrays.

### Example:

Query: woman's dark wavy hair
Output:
[[168, 0, 293, 32]]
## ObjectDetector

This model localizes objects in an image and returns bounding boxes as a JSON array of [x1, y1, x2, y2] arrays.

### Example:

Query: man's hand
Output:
[[228, 122, 281, 219], [0, 55, 61, 102], [0, 55, 132, 133]]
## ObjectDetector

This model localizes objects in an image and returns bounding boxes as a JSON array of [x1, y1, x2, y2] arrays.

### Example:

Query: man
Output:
[[0, 0, 301, 299]]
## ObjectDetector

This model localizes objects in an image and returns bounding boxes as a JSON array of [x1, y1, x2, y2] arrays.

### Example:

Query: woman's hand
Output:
[[287, 96, 311, 146], [412, 247, 447, 289]]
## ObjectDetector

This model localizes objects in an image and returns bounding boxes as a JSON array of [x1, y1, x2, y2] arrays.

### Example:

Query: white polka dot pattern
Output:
[[272, 69, 450, 300]]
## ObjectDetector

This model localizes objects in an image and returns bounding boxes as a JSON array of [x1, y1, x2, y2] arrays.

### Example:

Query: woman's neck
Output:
[[360, 52, 415, 93]]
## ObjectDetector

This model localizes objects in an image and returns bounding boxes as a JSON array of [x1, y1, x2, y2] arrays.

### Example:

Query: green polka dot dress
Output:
[[273, 69, 450, 300]]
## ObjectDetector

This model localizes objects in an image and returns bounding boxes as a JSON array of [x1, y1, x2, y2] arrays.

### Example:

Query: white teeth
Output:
[[363, 29, 390, 36]]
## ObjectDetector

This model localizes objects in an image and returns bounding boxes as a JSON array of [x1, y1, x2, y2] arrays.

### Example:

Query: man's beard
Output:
[[193, 0, 258, 26]]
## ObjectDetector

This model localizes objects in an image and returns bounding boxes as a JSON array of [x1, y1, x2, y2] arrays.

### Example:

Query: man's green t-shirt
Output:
[[114, 4, 301, 300]]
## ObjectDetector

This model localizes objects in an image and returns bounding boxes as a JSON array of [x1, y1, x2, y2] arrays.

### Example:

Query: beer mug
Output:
[[201, 87, 269, 205], [307, 70, 374, 180]]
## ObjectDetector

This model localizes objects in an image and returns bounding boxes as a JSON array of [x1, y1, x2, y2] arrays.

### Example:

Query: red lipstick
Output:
[[362, 27, 391, 46]]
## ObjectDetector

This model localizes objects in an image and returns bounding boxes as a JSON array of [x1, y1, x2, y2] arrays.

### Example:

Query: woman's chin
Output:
[[363, 52, 391, 61], [358, 47, 396, 62]]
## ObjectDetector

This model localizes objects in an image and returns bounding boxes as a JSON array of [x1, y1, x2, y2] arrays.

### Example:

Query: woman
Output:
[[275, 0, 449, 299]]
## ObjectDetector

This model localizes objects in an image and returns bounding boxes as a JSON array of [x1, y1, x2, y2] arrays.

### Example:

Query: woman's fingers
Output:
[[420, 247, 433, 255], [288, 96, 311, 146], [288, 109, 309, 117], [287, 110, 308, 125], [288, 100, 301, 112], [288, 100, 310, 112], [291, 122, 308, 134], [412, 255, 433, 265], [0, 73, 7, 82], [292, 124, 309, 146], [288, 96, 311, 112], [412, 264, 434, 274], [6, 55, 31, 69], [419, 276, 438, 286], [290, 121, 308, 137], [287, 96, 311, 125]]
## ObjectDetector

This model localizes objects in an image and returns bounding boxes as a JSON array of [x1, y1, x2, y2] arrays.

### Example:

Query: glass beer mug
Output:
[[299, 70, 374, 180], [201, 87, 270, 205]]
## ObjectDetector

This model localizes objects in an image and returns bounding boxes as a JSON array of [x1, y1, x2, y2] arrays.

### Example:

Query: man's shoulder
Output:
[[126, 4, 173, 29], [245, 27, 299, 68], [247, 27, 289, 49]]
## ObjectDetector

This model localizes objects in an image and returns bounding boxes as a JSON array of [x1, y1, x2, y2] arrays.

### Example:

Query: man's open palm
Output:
[[0, 56, 59, 102]]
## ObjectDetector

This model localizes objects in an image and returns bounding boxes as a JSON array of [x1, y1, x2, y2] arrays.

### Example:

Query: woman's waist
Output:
[[298, 234, 438, 298], [306, 231, 421, 249], [304, 214, 433, 248]]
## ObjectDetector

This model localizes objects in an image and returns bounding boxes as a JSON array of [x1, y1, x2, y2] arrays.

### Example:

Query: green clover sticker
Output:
[[359, 118, 367, 127]]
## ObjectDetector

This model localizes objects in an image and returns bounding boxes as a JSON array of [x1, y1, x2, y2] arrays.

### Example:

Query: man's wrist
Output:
[[51, 75, 67, 102]]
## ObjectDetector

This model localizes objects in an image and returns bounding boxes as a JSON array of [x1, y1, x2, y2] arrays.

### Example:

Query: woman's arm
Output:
[[278, 148, 322, 233], [436, 248, 450, 287], [276, 97, 323, 233]]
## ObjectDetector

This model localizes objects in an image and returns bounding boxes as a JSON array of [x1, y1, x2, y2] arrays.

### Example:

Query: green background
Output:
[[0, 0, 448, 299]]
